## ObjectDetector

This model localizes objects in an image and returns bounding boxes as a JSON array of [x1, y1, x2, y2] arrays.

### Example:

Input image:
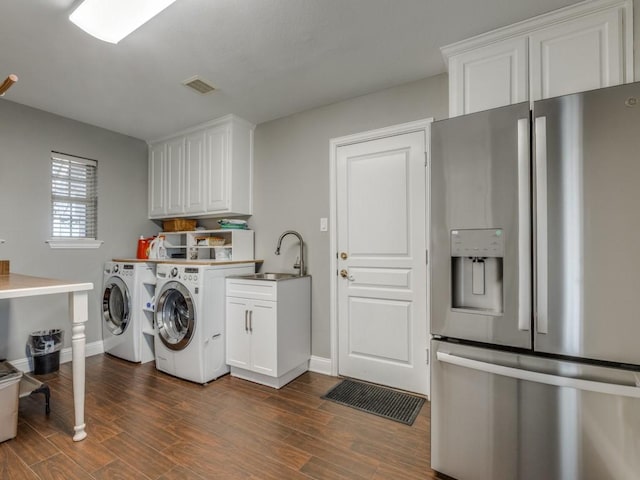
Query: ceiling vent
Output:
[[182, 75, 216, 94]]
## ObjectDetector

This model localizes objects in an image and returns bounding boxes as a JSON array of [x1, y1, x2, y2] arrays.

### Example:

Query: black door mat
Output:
[[322, 379, 425, 425]]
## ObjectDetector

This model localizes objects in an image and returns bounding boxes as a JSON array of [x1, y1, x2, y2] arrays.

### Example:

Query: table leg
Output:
[[69, 290, 88, 441]]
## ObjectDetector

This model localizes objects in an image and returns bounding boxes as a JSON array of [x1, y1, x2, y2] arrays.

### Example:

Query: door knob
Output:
[[340, 269, 355, 281], [340, 252, 348, 260]]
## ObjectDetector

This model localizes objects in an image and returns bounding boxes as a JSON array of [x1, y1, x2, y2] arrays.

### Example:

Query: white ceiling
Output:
[[0, 0, 582, 141]]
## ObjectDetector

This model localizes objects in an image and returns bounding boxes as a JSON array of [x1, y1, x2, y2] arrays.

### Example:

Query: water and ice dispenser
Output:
[[451, 229, 504, 314]]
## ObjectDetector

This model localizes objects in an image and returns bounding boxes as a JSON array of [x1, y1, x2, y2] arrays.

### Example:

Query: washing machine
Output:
[[102, 261, 156, 363], [154, 262, 254, 384]]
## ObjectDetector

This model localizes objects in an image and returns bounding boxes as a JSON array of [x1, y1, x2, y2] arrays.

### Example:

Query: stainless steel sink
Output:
[[234, 272, 301, 281]]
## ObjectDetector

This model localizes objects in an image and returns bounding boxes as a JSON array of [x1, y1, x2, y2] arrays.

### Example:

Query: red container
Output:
[[136, 237, 153, 259]]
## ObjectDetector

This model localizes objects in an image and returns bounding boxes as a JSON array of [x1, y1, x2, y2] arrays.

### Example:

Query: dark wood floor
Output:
[[1, 354, 437, 479]]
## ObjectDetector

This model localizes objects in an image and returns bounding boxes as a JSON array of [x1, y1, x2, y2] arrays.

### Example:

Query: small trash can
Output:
[[0, 361, 23, 442], [28, 329, 64, 375]]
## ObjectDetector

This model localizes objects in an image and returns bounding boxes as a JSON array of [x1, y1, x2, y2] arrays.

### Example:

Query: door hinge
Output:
[[424, 152, 428, 167], [426, 348, 430, 365], [426, 249, 428, 265]]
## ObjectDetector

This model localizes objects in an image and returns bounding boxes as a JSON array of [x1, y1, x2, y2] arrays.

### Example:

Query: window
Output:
[[50, 152, 99, 244]]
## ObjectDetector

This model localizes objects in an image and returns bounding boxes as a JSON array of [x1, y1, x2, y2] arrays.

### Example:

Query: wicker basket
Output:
[[196, 236, 226, 246], [162, 218, 197, 232], [207, 236, 226, 246]]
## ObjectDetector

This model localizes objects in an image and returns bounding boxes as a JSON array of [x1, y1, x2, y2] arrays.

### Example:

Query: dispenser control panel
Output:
[[451, 229, 504, 257], [450, 228, 504, 314]]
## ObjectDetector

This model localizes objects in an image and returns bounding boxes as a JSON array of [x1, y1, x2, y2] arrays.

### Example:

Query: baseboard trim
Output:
[[9, 340, 105, 373], [9, 345, 331, 377], [308, 355, 333, 376]]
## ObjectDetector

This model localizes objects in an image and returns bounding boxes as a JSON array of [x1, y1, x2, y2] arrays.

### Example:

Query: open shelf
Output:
[[160, 229, 254, 261]]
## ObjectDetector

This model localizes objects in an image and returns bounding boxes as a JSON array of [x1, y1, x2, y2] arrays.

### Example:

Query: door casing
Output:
[[329, 118, 433, 396]]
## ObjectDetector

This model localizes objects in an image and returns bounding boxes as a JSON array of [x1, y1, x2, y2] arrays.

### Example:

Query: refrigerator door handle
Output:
[[517, 118, 531, 331], [437, 351, 640, 398], [534, 116, 548, 334]]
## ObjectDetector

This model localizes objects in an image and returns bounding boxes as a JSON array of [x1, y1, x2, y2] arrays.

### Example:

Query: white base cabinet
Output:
[[443, 0, 634, 116], [226, 276, 311, 389], [148, 114, 254, 219]]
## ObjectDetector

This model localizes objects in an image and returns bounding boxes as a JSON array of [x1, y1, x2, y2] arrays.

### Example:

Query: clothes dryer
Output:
[[102, 262, 155, 363], [154, 263, 254, 383]]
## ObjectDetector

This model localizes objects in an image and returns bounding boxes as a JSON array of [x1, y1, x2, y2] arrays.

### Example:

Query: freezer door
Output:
[[431, 340, 640, 480], [533, 82, 640, 365], [431, 102, 532, 348]]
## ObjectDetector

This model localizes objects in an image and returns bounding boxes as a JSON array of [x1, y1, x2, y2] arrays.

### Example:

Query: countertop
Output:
[[0, 273, 93, 299], [112, 258, 263, 266]]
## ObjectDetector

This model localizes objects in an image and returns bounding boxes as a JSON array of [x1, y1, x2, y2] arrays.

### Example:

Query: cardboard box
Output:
[[0, 362, 22, 442], [0, 260, 9, 275]]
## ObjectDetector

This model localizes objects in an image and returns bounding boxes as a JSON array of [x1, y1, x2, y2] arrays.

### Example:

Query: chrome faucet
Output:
[[275, 230, 305, 276]]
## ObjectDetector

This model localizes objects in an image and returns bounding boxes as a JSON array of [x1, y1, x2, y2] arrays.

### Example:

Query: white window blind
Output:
[[51, 152, 98, 239]]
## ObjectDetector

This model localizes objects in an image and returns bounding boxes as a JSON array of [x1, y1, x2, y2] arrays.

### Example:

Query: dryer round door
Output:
[[155, 281, 195, 351], [102, 277, 131, 335]]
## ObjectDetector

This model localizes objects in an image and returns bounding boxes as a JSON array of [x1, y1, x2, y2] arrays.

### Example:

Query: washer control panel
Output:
[[156, 264, 201, 285], [107, 263, 137, 277], [120, 264, 135, 277], [182, 267, 199, 284]]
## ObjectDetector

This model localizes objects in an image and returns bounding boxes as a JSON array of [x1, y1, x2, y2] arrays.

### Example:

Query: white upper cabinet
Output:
[[185, 129, 206, 214], [448, 37, 529, 115], [443, 0, 634, 116], [204, 125, 229, 212], [165, 137, 185, 215], [148, 115, 254, 219], [529, 8, 625, 100]]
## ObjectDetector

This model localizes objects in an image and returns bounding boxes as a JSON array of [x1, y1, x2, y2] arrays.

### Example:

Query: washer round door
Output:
[[155, 281, 195, 351], [102, 277, 130, 335]]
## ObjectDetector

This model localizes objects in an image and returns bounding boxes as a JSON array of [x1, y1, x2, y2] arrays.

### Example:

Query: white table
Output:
[[0, 274, 93, 441]]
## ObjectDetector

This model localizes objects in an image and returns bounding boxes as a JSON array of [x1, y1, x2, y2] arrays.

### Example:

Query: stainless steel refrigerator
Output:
[[430, 82, 640, 480]]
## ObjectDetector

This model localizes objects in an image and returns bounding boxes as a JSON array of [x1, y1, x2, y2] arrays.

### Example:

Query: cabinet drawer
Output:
[[226, 279, 277, 301]]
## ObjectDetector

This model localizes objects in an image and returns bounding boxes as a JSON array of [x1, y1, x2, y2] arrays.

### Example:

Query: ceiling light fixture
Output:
[[69, 0, 177, 44]]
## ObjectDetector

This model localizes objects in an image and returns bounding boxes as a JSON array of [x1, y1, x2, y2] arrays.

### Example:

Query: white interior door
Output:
[[336, 130, 428, 395]]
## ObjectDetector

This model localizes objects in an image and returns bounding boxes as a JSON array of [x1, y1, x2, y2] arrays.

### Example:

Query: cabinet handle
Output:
[[249, 310, 253, 332], [244, 310, 248, 332]]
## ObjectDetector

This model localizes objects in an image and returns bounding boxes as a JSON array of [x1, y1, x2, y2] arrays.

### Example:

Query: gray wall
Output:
[[0, 100, 155, 361], [250, 1, 640, 361], [251, 74, 448, 359]]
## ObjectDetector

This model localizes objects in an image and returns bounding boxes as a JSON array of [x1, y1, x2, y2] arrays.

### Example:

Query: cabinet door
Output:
[[148, 143, 166, 217], [205, 126, 230, 212], [165, 138, 185, 215], [185, 131, 206, 214], [226, 298, 252, 368], [449, 37, 528, 116], [250, 300, 277, 376], [529, 8, 624, 101]]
